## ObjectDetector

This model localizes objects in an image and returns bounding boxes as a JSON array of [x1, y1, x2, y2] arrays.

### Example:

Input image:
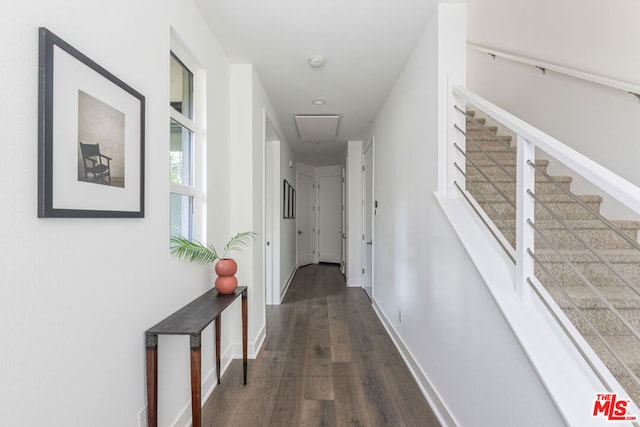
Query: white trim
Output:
[[371, 299, 459, 427], [361, 138, 375, 293], [169, 41, 206, 242], [346, 277, 362, 288], [280, 265, 297, 302], [467, 43, 640, 96]]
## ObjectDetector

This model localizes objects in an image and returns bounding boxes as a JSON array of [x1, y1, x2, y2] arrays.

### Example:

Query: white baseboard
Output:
[[371, 299, 458, 427], [279, 265, 297, 302], [171, 324, 267, 426], [346, 276, 362, 287]]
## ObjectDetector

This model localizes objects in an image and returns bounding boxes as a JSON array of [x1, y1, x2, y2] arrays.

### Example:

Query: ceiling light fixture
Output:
[[312, 98, 326, 105], [309, 55, 325, 68]]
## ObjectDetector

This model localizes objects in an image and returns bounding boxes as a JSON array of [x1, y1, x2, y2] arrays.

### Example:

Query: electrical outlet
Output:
[[139, 407, 147, 427], [398, 310, 402, 323]]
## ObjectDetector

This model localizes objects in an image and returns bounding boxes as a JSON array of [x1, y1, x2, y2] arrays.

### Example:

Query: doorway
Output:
[[317, 174, 342, 263], [363, 139, 374, 298], [264, 114, 280, 305], [296, 169, 314, 266]]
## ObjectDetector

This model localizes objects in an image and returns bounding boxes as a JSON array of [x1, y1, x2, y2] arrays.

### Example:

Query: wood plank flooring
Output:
[[202, 264, 440, 426]]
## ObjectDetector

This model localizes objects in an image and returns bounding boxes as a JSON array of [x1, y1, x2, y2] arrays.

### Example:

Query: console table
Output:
[[145, 286, 247, 427]]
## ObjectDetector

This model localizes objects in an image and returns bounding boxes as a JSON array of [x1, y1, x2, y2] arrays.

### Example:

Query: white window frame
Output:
[[170, 40, 206, 241]]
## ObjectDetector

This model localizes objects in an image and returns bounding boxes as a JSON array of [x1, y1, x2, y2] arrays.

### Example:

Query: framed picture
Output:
[[291, 187, 296, 219], [38, 27, 145, 218], [283, 179, 290, 219], [283, 179, 295, 219]]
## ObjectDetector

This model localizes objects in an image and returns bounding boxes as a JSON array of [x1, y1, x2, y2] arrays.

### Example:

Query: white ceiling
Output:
[[194, 0, 438, 166]]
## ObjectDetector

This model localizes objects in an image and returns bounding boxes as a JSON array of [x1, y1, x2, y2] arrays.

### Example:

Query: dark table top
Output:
[[146, 286, 247, 336]]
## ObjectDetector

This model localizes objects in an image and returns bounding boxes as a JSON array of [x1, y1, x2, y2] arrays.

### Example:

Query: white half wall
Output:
[[366, 3, 565, 426]]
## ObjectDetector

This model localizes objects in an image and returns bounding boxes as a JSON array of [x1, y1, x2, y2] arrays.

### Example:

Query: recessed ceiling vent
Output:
[[294, 115, 340, 141]]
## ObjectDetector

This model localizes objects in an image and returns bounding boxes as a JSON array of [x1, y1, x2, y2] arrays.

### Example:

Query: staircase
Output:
[[464, 111, 640, 405]]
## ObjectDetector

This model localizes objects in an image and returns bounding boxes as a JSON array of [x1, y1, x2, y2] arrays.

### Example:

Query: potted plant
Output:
[[170, 231, 257, 294]]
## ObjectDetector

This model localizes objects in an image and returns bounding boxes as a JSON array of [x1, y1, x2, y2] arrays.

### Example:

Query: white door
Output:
[[318, 175, 342, 263], [341, 167, 346, 274], [265, 140, 274, 304], [296, 172, 314, 266], [363, 141, 374, 297]]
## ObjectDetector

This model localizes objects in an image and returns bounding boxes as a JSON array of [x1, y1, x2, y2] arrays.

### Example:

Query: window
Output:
[[170, 51, 197, 240]]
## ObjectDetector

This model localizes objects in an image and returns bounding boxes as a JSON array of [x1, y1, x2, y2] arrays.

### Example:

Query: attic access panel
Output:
[[294, 115, 340, 141]]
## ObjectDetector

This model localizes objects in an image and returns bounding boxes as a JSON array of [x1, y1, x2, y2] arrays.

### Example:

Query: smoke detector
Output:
[[309, 55, 325, 68]]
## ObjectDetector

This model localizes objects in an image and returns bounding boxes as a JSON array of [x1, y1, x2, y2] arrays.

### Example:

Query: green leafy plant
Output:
[[170, 231, 257, 265]]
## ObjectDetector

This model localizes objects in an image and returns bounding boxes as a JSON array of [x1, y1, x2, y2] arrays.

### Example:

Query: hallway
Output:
[[202, 264, 440, 426]]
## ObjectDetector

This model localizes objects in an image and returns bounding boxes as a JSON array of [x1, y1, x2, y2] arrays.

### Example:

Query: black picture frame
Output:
[[283, 179, 295, 219], [38, 27, 145, 218], [292, 187, 296, 219], [283, 179, 289, 219]]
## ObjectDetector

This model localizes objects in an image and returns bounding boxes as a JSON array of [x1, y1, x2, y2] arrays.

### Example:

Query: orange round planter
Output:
[[215, 258, 238, 277], [215, 275, 238, 294]]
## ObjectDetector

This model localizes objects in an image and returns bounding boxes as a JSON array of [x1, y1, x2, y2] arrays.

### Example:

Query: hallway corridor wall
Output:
[[365, 3, 564, 426], [0, 1, 265, 426]]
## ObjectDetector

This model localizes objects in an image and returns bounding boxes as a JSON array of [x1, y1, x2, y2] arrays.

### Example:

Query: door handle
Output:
[[366, 241, 373, 245], [298, 230, 303, 235]]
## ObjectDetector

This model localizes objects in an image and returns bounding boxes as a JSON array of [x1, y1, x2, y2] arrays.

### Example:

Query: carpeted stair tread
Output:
[[545, 285, 640, 310], [495, 219, 640, 250], [466, 158, 549, 168], [476, 193, 602, 203], [494, 219, 640, 231], [534, 249, 640, 264], [585, 335, 640, 372], [466, 173, 572, 184]]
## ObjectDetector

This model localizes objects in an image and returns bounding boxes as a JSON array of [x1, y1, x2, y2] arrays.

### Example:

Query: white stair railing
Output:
[[449, 85, 640, 409]]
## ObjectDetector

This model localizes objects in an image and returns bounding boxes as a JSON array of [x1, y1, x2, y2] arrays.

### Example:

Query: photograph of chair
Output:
[[79, 142, 112, 185]]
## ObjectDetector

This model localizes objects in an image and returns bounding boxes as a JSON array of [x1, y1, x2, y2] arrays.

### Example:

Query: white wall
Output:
[[229, 65, 288, 347], [0, 1, 243, 426], [467, 0, 640, 187], [366, 4, 564, 426], [279, 133, 297, 296]]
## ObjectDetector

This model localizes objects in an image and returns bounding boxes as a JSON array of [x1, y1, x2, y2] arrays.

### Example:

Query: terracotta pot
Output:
[[215, 258, 238, 276], [215, 258, 238, 294], [215, 275, 238, 294]]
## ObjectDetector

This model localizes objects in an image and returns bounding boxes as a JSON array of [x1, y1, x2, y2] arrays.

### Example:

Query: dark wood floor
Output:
[[202, 264, 440, 426]]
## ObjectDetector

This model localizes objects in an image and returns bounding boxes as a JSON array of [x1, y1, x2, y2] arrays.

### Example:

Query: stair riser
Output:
[[466, 127, 497, 135], [500, 228, 639, 250], [561, 308, 640, 337], [466, 151, 516, 163], [465, 165, 549, 177], [467, 141, 515, 154], [468, 180, 570, 196], [466, 140, 513, 151], [480, 200, 602, 220], [535, 262, 640, 288]]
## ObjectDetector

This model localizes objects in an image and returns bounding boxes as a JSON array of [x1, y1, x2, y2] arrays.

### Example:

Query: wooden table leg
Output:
[[145, 335, 158, 427], [242, 290, 248, 385], [190, 335, 202, 427], [215, 315, 221, 385]]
